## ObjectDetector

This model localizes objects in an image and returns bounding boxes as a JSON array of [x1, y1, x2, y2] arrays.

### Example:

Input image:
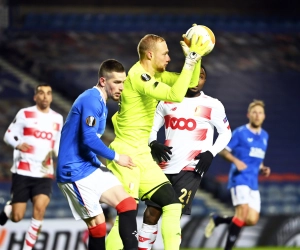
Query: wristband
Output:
[[114, 152, 120, 162]]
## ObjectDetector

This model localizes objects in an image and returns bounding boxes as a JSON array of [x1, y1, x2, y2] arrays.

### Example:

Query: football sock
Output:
[[224, 217, 245, 250], [22, 218, 42, 250], [105, 216, 123, 250], [138, 223, 158, 250], [88, 236, 105, 250], [119, 210, 138, 250], [214, 215, 233, 226], [88, 223, 106, 250], [161, 203, 182, 250], [0, 201, 12, 226]]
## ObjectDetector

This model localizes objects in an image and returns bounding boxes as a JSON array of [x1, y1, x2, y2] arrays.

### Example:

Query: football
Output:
[[184, 25, 216, 56]]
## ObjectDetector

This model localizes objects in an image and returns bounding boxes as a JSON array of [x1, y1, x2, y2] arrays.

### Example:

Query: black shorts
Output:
[[145, 170, 202, 215], [10, 173, 53, 203]]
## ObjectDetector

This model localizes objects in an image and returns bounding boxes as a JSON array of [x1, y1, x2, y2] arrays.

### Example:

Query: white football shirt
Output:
[[4, 105, 63, 178], [149, 92, 231, 174]]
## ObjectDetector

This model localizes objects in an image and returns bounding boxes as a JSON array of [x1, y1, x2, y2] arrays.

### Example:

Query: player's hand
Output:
[[180, 35, 189, 56], [16, 143, 31, 152], [234, 159, 247, 171], [260, 166, 271, 177], [184, 34, 209, 70], [116, 155, 136, 170], [149, 140, 173, 163], [41, 150, 54, 177], [194, 151, 214, 177], [190, 34, 210, 57]]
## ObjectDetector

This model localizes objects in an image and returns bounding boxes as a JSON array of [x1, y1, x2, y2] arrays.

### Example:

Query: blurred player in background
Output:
[[0, 83, 63, 250], [138, 65, 232, 249], [105, 32, 210, 250], [56, 59, 138, 250], [204, 99, 271, 250]]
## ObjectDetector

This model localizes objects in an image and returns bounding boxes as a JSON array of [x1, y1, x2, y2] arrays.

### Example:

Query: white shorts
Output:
[[58, 167, 122, 220], [230, 185, 261, 213]]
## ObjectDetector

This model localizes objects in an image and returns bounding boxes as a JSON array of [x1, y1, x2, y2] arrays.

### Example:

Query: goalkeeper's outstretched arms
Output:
[[132, 34, 210, 103]]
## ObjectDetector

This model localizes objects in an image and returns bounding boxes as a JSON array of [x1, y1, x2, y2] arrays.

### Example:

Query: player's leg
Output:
[[244, 189, 260, 226], [140, 170, 203, 250], [204, 213, 233, 238], [139, 201, 162, 249], [101, 203, 114, 232], [106, 141, 140, 250], [58, 171, 108, 250], [101, 184, 138, 250], [23, 177, 52, 250], [0, 174, 29, 225], [140, 157, 182, 250], [84, 213, 107, 250], [0, 200, 12, 225], [147, 183, 182, 250], [224, 185, 250, 250]]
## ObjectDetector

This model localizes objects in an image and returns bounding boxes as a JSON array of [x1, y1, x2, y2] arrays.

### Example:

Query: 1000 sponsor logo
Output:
[[165, 116, 196, 131]]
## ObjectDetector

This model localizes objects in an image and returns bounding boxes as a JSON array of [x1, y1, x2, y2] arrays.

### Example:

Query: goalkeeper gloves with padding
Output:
[[149, 140, 173, 163], [194, 151, 214, 177], [183, 34, 210, 71]]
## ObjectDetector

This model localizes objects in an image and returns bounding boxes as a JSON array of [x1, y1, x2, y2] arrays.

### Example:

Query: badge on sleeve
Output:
[[86, 116, 96, 127], [141, 73, 151, 81]]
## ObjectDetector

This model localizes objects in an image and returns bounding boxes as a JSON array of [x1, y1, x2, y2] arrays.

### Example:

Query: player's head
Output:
[[247, 99, 266, 128], [138, 34, 170, 73], [97, 59, 126, 101], [186, 65, 207, 97], [34, 83, 52, 111]]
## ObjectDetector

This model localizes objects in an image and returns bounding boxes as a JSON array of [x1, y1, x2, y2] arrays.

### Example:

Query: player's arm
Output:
[[207, 101, 232, 157], [53, 115, 64, 157], [179, 40, 201, 88], [194, 102, 231, 176], [160, 61, 200, 89], [133, 69, 194, 102], [3, 110, 29, 151], [134, 34, 207, 102], [218, 131, 247, 171], [149, 101, 165, 143], [149, 102, 172, 162], [80, 97, 117, 161], [80, 97, 134, 168]]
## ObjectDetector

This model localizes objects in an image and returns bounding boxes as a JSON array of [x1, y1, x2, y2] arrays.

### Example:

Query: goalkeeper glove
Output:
[[194, 151, 213, 177], [183, 34, 210, 70], [180, 37, 189, 56], [149, 140, 173, 163]]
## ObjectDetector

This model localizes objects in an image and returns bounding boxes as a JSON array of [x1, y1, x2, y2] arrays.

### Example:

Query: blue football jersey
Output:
[[227, 124, 269, 190], [56, 87, 115, 183]]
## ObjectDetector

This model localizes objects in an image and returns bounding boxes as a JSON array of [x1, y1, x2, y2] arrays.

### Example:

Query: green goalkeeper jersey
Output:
[[112, 61, 199, 149]]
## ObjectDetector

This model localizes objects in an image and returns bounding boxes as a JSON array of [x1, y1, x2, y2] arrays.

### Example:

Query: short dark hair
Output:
[[34, 83, 52, 94], [98, 59, 125, 79]]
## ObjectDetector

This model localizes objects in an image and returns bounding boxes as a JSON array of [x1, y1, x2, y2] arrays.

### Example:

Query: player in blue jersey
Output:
[[204, 100, 271, 250], [56, 59, 138, 250]]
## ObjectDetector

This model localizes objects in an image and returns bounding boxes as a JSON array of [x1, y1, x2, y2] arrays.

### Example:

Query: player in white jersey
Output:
[[138, 65, 232, 249], [204, 100, 271, 250], [0, 84, 63, 250]]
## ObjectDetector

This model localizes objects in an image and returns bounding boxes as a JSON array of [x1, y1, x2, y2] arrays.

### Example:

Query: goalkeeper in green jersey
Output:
[[106, 31, 210, 250]]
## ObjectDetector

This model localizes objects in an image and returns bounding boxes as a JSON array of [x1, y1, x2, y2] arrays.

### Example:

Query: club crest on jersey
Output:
[[141, 73, 151, 81], [86, 116, 96, 127]]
